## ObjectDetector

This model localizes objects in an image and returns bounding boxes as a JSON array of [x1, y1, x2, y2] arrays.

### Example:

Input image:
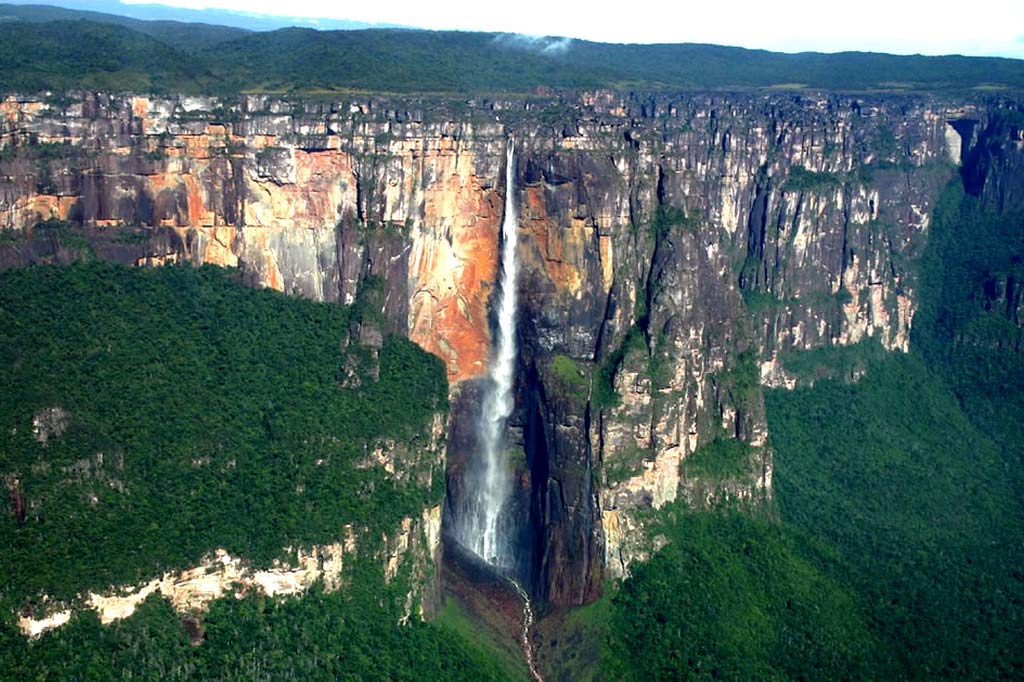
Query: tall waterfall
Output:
[[457, 141, 519, 566]]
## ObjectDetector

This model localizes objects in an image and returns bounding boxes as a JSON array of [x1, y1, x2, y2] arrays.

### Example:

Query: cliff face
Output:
[[1, 94, 507, 386], [0, 90, 1000, 605]]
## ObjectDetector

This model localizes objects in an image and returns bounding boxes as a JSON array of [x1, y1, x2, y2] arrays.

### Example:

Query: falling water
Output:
[[456, 141, 519, 566]]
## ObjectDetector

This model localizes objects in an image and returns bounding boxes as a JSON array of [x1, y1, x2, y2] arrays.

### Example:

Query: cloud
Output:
[[541, 37, 572, 55], [492, 33, 573, 56]]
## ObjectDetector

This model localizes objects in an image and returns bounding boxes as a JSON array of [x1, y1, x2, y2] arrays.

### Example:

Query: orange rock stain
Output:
[[410, 148, 502, 386]]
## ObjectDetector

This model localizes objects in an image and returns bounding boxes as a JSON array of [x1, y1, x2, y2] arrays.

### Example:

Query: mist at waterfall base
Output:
[[451, 143, 520, 570]]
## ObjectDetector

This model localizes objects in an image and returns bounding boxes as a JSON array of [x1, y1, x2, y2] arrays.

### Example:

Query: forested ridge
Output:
[[0, 4, 1022, 95]]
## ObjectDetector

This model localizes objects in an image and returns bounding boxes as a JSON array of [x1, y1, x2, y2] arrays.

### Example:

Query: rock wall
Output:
[[2, 89, 1007, 605]]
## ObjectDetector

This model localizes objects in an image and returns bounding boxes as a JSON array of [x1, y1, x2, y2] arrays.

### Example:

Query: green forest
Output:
[[0, 263, 515, 679], [2, 586, 514, 680], [0, 4, 1022, 94], [601, 183, 1024, 679], [0, 262, 448, 601]]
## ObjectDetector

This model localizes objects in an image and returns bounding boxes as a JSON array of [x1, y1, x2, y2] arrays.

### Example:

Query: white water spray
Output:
[[457, 141, 519, 566]]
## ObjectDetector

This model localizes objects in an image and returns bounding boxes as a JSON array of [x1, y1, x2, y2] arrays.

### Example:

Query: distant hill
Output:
[[0, 0, 394, 32], [0, 3, 1022, 95], [0, 2, 249, 50], [202, 28, 1024, 94], [0, 20, 217, 92]]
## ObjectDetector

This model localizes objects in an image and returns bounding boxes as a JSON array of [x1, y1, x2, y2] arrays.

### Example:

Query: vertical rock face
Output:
[[1, 94, 505, 386], [2, 90, 1010, 605], [504, 93, 965, 597]]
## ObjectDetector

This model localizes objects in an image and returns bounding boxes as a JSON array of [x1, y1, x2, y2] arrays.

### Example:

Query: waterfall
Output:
[[456, 141, 519, 566]]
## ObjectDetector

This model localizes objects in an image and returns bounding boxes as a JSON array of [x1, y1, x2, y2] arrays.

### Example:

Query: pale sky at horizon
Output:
[[120, 0, 1024, 59]]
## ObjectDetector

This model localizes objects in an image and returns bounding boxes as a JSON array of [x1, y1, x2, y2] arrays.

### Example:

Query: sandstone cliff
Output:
[[3, 89, 1013, 605]]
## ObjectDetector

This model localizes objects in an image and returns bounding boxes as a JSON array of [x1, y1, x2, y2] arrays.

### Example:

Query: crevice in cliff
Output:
[[592, 282, 618, 363], [579, 396, 598, 606], [639, 209, 673, 348], [958, 117, 996, 197], [949, 119, 980, 185], [839, 186, 852, 285], [509, 327, 603, 607], [956, 111, 1024, 212], [739, 165, 772, 294], [524, 365, 551, 596]]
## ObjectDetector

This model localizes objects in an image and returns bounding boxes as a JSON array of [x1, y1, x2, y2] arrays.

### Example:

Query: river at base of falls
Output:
[[508, 577, 543, 682], [442, 536, 543, 681]]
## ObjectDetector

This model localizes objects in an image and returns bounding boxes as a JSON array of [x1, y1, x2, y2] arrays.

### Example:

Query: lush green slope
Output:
[[0, 262, 518, 679], [767, 353, 1024, 678], [0, 262, 447, 601], [914, 180, 1024, 459], [0, 12, 1022, 94], [605, 513, 873, 680]]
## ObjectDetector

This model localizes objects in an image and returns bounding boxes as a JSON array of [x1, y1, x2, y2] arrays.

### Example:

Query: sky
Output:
[[121, 0, 1024, 59]]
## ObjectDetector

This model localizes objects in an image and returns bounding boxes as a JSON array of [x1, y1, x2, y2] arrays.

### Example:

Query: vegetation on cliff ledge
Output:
[[1, 583, 515, 679]]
